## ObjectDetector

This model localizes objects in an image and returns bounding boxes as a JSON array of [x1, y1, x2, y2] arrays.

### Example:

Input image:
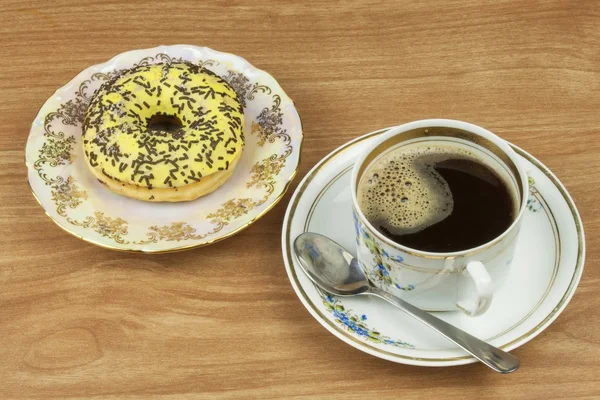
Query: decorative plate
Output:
[[26, 45, 302, 252], [282, 129, 585, 367]]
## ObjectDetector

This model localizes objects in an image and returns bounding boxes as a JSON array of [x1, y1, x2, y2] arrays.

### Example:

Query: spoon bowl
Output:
[[294, 233, 369, 296]]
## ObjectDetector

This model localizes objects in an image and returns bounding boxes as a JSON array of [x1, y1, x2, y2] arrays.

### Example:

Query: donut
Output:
[[82, 62, 244, 202]]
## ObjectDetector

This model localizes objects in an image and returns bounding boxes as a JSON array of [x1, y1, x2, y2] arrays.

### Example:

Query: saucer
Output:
[[26, 45, 302, 252], [282, 128, 584, 367]]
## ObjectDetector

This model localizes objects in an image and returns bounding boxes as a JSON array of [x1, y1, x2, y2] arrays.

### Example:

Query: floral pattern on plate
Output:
[[320, 292, 413, 348]]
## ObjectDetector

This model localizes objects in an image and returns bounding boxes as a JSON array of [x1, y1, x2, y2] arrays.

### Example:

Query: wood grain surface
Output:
[[1, 0, 599, 398]]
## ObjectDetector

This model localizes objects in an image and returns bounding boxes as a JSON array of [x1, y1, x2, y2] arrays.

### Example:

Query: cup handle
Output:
[[457, 261, 493, 316]]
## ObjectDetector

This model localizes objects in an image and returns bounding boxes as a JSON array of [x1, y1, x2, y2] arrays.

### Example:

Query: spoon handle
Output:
[[368, 287, 520, 374]]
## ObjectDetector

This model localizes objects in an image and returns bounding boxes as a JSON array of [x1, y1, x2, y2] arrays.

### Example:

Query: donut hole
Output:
[[147, 114, 183, 133]]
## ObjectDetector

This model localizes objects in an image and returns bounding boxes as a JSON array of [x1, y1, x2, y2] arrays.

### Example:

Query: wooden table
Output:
[[2, 1, 599, 398]]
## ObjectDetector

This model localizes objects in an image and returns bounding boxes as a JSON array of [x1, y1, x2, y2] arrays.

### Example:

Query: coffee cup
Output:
[[351, 119, 528, 316]]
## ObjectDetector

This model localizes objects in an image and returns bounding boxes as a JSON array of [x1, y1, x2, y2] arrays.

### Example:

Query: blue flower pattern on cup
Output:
[[321, 293, 413, 348], [527, 176, 542, 213], [353, 212, 415, 291]]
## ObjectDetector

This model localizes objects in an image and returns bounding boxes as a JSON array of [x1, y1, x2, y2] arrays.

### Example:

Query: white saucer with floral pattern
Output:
[[26, 45, 302, 252], [282, 128, 584, 367]]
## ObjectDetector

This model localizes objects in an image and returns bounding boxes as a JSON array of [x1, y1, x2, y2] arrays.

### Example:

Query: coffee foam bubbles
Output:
[[357, 142, 488, 236]]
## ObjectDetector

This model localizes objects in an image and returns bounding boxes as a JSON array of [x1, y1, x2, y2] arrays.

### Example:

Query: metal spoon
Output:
[[293, 232, 520, 374]]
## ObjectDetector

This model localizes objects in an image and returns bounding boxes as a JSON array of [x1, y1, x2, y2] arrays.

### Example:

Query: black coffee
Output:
[[357, 142, 517, 252]]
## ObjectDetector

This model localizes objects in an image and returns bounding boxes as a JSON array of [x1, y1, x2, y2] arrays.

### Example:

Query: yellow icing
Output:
[[83, 62, 244, 189]]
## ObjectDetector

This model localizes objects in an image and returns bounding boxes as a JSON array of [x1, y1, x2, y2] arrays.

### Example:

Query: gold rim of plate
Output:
[[26, 45, 304, 253]]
